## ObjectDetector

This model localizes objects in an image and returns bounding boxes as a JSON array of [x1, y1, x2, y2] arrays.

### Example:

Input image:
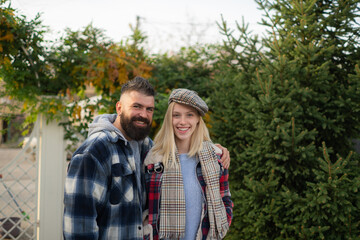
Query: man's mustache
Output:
[[131, 116, 150, 125]]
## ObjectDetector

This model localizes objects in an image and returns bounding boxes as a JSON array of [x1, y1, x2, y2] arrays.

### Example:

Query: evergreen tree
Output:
[[211, 1, 360, 239], [149, 44, 220, 137]]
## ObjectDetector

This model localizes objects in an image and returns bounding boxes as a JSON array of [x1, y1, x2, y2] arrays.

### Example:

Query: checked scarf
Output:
[[159, 141, 229, 239]]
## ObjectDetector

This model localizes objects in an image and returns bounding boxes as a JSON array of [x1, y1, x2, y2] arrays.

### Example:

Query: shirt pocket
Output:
[[109, 162, 135, 204]]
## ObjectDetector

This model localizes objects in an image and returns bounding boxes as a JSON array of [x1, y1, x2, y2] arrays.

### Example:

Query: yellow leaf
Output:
[[0, 33, 14, 42]]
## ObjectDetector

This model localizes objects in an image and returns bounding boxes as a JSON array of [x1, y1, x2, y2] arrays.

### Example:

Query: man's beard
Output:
[[120, 113, 151, 141]]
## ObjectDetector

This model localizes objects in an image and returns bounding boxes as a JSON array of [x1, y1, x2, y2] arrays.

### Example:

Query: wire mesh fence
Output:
[[0, 121, 39, 240]]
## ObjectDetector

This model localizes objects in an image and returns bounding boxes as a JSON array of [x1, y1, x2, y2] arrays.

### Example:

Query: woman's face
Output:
[[172, 103, 200, 144]]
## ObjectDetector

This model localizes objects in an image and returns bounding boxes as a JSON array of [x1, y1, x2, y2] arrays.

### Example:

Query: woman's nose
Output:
[[179, 116, 186, 124]]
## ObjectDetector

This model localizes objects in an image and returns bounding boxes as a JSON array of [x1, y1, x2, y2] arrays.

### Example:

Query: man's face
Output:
[[117, 91, 155, 141]]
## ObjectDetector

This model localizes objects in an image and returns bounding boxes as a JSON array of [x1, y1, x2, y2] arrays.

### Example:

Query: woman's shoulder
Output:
[[144, 148, 163, 166], [212, 144, 222, 156], [202, 141, 222, 155]]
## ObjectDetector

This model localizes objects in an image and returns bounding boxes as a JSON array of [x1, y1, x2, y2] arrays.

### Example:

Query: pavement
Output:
[[0, 148, 22, 169]]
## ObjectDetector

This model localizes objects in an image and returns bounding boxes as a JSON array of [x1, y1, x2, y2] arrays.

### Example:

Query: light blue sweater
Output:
[[179, 154, 203, 240]]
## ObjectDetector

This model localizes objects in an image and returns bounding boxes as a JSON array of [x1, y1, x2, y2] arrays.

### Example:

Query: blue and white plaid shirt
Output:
[[63, 114, 153, 240]]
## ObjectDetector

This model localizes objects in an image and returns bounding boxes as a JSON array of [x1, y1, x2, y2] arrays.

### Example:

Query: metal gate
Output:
[[0, 115, 66, 240], [0, 118, 39, 240]]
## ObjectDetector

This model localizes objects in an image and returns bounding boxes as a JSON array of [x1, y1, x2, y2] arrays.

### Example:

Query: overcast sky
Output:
[[10, 0, 267, 53]]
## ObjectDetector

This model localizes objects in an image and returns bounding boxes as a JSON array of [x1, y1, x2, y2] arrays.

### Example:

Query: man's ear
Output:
[[115, 101, 122, 115]]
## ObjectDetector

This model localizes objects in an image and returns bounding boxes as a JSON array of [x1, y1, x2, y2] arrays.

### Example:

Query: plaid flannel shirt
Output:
[[145, 153, 233, 240], [63, 130, 153, 240]]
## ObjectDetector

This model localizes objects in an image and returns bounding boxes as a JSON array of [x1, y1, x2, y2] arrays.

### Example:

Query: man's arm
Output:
[[219, 167, 233, 226], [63, 153, 107, 240], [215, 144, 231, 169]]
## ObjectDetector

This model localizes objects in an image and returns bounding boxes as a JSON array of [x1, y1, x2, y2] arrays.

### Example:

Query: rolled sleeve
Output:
[[219, 167, 233, 226]]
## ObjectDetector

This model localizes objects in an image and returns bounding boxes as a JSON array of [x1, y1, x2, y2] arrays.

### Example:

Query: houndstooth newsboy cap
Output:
[[168, 88, 208, 116]]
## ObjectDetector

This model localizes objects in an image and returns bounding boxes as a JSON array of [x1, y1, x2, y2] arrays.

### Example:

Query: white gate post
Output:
[[37, 114, 66, 239]]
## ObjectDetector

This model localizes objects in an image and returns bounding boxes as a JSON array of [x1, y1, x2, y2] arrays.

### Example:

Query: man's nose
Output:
[[139, 108, 148, 118]]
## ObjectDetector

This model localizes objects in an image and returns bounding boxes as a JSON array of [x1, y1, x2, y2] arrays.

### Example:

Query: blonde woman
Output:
[[144, 89, 233, 240]]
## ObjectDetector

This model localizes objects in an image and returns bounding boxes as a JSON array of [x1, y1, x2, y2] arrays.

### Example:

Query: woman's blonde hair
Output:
[[151, 102, 211, 168]]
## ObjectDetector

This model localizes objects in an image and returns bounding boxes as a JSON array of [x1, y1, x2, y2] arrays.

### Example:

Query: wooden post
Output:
[[37, 114, 66, 239]]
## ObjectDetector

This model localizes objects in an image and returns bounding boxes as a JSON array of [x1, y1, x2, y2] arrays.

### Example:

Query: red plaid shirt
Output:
[[145, 155, 233, 240]]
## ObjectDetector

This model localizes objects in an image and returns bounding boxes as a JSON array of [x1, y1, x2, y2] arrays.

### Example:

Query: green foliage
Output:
[[209, 18, 264, 239], [297, 143, 360, 239], [148, 44, 220, 137], [148, 92, 169, 138], [47, 24, 112, 96], [0, 2, 153, 147], [211, 1, 360, 239], [0, 0, 50, 100], [150, 44, 219, 97], [51, 21, 153, 147], [210, 16, 263, 179], [260, 0, 360, 157]]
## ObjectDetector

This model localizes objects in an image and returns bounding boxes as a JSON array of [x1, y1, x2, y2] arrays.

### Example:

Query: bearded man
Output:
[[63, 76, 230, 240]]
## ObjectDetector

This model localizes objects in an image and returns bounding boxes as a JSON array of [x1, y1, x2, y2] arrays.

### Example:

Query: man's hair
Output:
[[121, 76, 155, 97]]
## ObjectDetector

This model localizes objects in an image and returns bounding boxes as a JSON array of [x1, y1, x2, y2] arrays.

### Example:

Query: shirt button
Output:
[[138, 226, 142, 230]]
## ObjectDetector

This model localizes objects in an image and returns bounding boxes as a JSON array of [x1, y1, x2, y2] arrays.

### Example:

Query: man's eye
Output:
[[134, 105, 141, 109]]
